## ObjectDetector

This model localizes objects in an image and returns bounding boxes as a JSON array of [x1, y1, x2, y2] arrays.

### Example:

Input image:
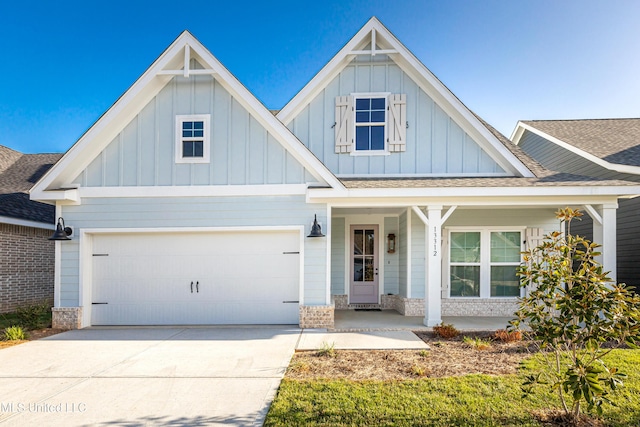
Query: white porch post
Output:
[[591, 203, 618, 282], [425, 206, 442, 326]]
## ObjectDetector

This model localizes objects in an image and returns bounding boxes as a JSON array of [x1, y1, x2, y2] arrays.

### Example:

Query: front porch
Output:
[[332, 309, 513, 332]]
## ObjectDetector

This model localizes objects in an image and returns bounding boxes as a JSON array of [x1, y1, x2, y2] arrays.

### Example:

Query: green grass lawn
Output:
[[265, 350, 640, 426]]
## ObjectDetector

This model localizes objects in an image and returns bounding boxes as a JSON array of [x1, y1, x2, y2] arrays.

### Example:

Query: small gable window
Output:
[[175, 115, 210, 163], [335, 94, 406, 155]]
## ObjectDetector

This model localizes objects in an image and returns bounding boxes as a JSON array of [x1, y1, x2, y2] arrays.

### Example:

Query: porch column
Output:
[[425, 206, 442, 326], [590, 203, 618, 282]]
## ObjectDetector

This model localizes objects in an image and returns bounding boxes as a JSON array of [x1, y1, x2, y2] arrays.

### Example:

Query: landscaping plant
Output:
[[15, 301, 50, 330], [511, 207, 640, 421], [3, 326, 27, 341], [432, 322, 460, 339]]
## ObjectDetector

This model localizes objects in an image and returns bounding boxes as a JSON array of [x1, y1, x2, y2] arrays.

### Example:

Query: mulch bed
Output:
[[287, 330, 534, 380], [0, 327, 66, 349]]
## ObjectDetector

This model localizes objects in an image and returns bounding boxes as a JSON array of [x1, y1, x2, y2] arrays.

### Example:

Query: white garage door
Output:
[[90, 231, 300, 325]]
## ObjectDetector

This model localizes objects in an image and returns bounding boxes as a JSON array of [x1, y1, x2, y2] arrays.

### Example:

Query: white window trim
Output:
[[350, 92, 390, 156], [445, 227, 525, 299], [175, 114, 211, 164]]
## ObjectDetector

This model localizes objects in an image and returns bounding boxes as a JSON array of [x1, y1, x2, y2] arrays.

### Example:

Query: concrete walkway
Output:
[[0, 327, 300, 427]]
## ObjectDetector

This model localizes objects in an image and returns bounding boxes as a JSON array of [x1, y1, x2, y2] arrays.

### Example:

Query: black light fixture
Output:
[[49, 217, 72, 241], [307, 214, 325, 237]]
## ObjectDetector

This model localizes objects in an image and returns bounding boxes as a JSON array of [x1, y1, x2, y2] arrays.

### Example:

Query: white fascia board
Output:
[[278, 17, 533, 178], [30, 188, 79, 203], [308, 185, 640, 202], [78, 184, 308, 198], [0, 216, 55, 230], [513, 123, 640, 176]]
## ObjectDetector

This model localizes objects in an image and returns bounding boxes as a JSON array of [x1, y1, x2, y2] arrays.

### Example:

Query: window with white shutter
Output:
[[334, 93, 407, 155]]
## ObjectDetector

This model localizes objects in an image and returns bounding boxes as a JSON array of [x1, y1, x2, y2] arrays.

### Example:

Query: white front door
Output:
[[90, 230, 300, 325], [349, 225, 379, 304]]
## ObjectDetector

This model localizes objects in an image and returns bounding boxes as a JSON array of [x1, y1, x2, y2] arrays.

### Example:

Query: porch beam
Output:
[[425, 206, 443, 326], [441, 205, 457, 224], [582, 204, 603, 225], [411, 206, 429, 226]]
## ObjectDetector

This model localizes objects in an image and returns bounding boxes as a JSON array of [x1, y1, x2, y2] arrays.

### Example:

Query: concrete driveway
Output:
[[0, 327, 301, 426]]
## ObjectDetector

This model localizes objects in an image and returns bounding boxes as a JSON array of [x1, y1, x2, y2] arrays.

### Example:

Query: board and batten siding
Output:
[[76, 66, 316, 187], [58, 196, 327, 307], [330, 217, 346, 295], [286, 55, 504, 176], [384, 216, 399, 295]]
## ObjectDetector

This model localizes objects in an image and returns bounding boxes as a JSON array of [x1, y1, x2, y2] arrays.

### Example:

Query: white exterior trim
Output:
[[277, 17, 534, 178], [174, 114, 211, 164], [336, 172, 512, 178], [78, 184, 309, 198], [0, 216, 55, 230], [53, 204, 62, 308], [512, 122, 640, 176], [77, 225, 305, 328], [444, 226, 526, 299]]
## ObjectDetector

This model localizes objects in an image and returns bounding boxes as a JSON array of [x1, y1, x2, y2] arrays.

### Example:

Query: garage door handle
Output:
[[283, 301, 299, 303], [196, 281, 199, 293], [190, 281, 193, 293]]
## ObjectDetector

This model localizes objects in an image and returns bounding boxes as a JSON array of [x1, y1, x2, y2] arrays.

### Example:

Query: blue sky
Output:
[[1, 0, 639, 153]]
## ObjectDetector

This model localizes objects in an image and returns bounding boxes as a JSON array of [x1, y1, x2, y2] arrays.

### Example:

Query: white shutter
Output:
[[525, 228, 544, 252], [334, 96, 353, 153], [524, 228, 544, 293], [387, 93, 406, 152]]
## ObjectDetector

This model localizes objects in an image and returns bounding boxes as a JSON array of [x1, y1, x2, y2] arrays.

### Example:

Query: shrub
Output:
[[433, 323, 460, 339], [317, 341, 336, 358], [410, 364, 428, 377], [3, 326, 27, 341], [494, 329, 522, 343], [15, 301, 50, 330], [511, 207, 640, 420], [462, 336, 492, 350]]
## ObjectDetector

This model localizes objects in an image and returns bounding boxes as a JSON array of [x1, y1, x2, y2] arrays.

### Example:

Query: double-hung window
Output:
[[354, 96, 386, 152], [175, 115, 210, 163], [449, 229, 522, 298]]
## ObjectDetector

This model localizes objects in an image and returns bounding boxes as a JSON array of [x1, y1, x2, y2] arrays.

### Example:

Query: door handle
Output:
[[190, 281, 193, 293], [196, 281, 199, 293]]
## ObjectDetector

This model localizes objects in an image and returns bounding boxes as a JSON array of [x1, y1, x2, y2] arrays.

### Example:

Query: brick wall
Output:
[[0, 224, 55, 313]]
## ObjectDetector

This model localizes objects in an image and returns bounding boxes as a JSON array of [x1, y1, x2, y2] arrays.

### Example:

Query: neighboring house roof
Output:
[[512, 119, 640, 176], [0, 147, 62, 225]]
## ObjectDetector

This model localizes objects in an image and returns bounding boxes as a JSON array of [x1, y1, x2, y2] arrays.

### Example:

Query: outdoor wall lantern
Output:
[[48, 217, 72, 241], [307, 214, 325, 237], [387, 233, 396, 253]]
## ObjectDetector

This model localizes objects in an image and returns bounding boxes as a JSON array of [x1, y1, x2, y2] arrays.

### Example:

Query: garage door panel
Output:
[[91, 231, 300, 325]]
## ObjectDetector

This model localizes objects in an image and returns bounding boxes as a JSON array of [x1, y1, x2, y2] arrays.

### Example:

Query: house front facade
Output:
[[31, 18, 640, 329]]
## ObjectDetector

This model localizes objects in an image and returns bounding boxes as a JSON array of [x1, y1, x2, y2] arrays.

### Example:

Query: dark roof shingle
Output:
[[0, 147, 62, 224], [522, 118, 640, 166]]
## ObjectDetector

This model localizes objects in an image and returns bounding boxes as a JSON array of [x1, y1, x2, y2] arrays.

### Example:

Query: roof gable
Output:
[[31, 31, 343, 200], [512, 119, 640, 175], [277, 17, 534, 178]]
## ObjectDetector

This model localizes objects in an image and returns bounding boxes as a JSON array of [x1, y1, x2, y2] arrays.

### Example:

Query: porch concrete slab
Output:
[[297, 330, 429, 350], [0, 326, 300, 426]]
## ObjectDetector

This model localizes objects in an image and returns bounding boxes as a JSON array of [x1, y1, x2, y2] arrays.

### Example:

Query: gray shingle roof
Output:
[[340, 173, 640, 189], [522, 118, 640, 166], [0, 147, 62, 224]]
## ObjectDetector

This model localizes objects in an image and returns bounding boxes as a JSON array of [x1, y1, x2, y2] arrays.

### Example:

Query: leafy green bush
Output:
[[15, 301, 50, 330], [3, 326, 27, 341], [511, 207, 640, 420]]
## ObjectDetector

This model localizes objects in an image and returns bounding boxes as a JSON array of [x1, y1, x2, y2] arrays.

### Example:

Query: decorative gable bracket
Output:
[[157, 45, 217, 77], [349, 28, 398, 57]]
